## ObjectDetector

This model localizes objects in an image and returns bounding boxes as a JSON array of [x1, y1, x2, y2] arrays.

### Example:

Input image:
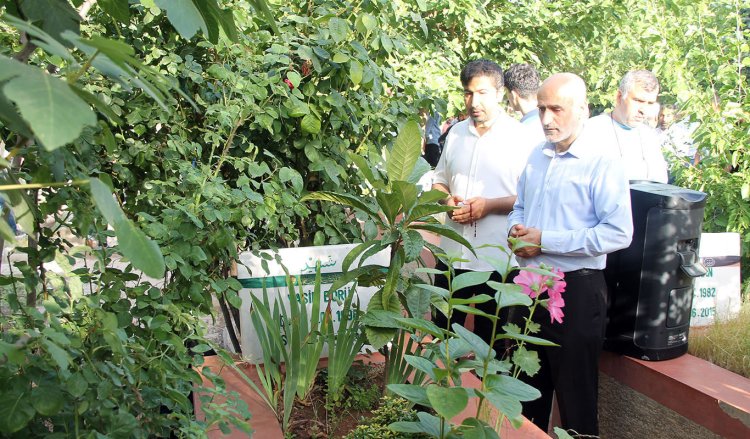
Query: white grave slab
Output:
[[237, 244, 389, 363], [690, 233, 742, 327]]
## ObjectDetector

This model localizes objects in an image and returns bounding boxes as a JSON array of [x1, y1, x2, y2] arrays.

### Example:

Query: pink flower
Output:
[[516, 266, 566, 324], [283, 78, 294, 89], [545, 268, 566, 300], [547, 293, 565, 324], [514, 269, 548, 299]]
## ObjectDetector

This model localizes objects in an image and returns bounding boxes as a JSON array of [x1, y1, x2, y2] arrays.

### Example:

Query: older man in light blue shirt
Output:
[[507, 73, 633, 436]]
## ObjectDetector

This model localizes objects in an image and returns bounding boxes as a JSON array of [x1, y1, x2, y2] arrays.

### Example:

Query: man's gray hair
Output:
[[504, 63, 540, 98], [618, 70, 659, 96]]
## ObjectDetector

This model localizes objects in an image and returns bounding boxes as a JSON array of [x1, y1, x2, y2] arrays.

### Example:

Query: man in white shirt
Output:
[[586, 70, 668, 183], [432, 59, 534, 348], [508, 73, 633, 436]]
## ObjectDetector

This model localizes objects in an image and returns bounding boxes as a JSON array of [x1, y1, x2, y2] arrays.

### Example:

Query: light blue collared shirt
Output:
[[520, 108, 540, 126], [507, 128, 634, 272]]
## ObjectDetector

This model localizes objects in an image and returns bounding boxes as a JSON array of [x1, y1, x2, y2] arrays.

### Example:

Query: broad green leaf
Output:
[[449, 294, 493, 305], [99, 0, 131, 23], [483, 388, 523, 420], [741, 183, 749, 200], [411, 223, 475, 256], [192, 0, 239, 43], [402, 229, 425, 262], [554, 427, 576, 439], [376, 191, 402, 225], [452, 271, 491, 292], [412, 283, 451, 299], [453, 323, 494, 361], [405, 203, 454, 223], [66, 373, 87, 398], [279, 167, 303, 193], [89, 177, 126, 225], [403, 355, 438, 382], [31, 385, 63, 416], [512, 345, 542, 377], [0, 88, 33, 138], [247, 0, 278, 33], [495, 332, 558, 347], [487, 282, 532, 307], [453, 304, 494, 319], [328, 17, 349, 43], [364, 289, 400, 349], [1, 15, 74, 62], [426, 385, 468, 420], [20, 0, 80, 42], [360, 13, 377, 33], [393, 181, 419, 213], [381, 248, 403, 309], [154, 0, 205, 41], [0, 388, 34, 433], [419, 188, 452, 204], [3, 72, 96, 151], [405, 283, 431, 318], [342, 239, 378, 272], [484, 373, 540, 402], [349, 59, 363, 85], [300, 113, 321, 134], [42, 339, 71, 371], [287, 71, 302, 88], [394, 317, 443, 338], [301, 191, 378, 219], [288, 99, 309, 117], [114, 218, 165, 279], [407, 156, 431, 184], [348, 151, 384, 189], [387, 384, 429, 406], [391, 412, 442, 437], [361, 309, 401, 329], [0, 340, 24, 365], [387, 119, 421, 182], [461, 418, 501, 439], [332, 52, 349, 63]]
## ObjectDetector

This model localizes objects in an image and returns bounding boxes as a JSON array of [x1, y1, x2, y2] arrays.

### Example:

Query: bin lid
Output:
[[630, 182, 707, 209]]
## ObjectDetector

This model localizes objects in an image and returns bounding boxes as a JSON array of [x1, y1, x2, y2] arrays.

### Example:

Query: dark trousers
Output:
[[518, 269, 608, 436], [432, 261, 514, 355]]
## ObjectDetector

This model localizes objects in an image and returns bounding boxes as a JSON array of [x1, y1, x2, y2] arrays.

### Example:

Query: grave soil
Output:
[[285, 361, 386, 439]]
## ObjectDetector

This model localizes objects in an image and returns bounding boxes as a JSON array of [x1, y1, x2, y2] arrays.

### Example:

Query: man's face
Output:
[[658, 108, 675, 129], [463, 76, 502, 125], [615, 84, 659, 127], [537, 85, 584, 149]]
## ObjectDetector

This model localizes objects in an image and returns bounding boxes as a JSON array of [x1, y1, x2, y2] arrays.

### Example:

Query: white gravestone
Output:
[[237, 244, 389, 363], [690, 233, 742, 327]]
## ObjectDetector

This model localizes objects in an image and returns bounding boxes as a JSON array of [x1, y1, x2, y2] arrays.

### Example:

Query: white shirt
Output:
[[507, 128, 633, 272], [587, 113, 668, 183], [433, 115, 536, 271]]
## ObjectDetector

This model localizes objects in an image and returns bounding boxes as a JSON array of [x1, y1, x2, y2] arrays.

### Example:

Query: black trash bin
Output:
[[604, 182, 708, 361]]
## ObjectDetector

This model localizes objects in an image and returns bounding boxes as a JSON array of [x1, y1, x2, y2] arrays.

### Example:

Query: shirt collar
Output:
[[542, 125, 593, 159], [468, 114, 502, 136], [611, 112, 634, 130], [520, 108, 539, 123]]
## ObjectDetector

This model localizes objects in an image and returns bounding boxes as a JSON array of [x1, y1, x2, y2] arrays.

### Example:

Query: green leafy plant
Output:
[[245, 266, 328, 431], [325, 285, 367, 404], [302, 118, 471, 386], [386, 255, 566, 438], [344, 395, 424, 439]]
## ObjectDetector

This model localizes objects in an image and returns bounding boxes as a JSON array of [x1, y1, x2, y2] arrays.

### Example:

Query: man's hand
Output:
[[509, 224, 542, 258]]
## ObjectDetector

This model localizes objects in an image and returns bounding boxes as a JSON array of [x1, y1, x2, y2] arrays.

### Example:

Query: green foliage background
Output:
[[0, 0, 748, 437]]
